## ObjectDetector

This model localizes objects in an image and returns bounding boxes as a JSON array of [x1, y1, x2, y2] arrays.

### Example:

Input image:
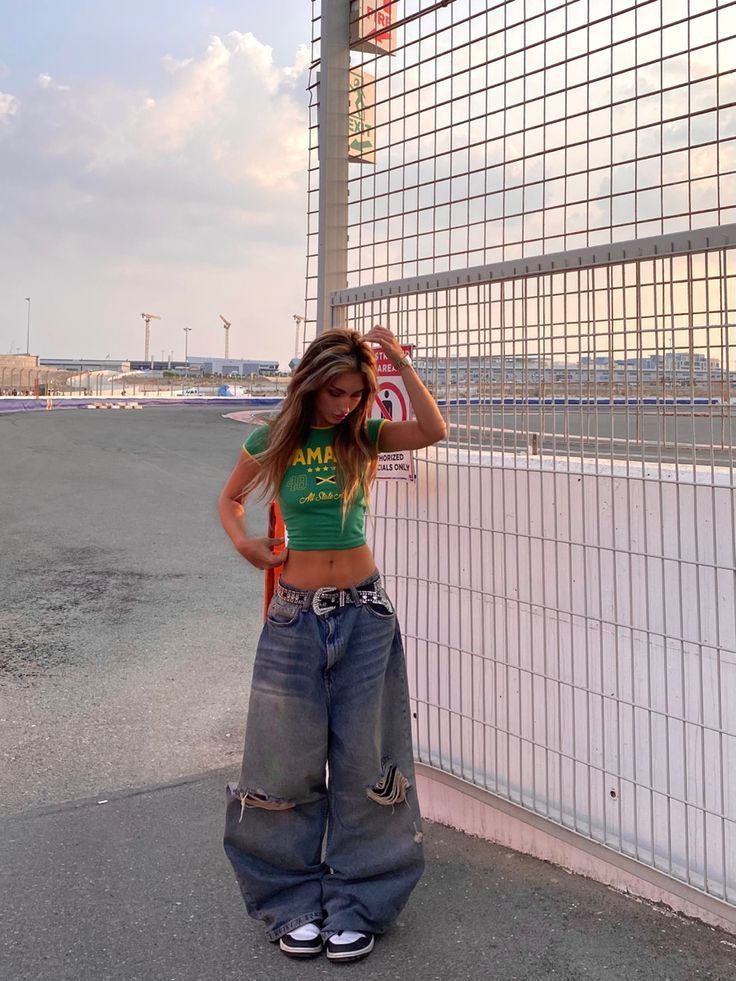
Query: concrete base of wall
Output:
[[416, 764, 736, 936]]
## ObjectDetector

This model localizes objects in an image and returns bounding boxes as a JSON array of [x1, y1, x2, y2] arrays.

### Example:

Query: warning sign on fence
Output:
[[371, 345, 415, 481]]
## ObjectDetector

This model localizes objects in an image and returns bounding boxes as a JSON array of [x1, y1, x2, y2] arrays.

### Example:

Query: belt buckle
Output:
[[312, 586, 338, 616]]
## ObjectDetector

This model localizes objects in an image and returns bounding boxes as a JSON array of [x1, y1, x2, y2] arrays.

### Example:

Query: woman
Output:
[[219, 324, 446, 963]]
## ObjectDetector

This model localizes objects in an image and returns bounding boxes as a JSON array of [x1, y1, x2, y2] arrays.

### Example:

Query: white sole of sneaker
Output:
[[279, 940, 323, 959], [326, 936, 375, 962]]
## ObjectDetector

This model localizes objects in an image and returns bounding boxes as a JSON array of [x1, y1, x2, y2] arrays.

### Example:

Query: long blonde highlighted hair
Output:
[[245, 328, 380, 517]]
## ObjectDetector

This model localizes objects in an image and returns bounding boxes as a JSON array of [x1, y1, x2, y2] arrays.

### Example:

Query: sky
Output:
[[0, 1, 313, 367]]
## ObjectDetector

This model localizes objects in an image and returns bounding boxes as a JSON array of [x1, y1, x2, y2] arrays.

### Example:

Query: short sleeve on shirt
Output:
[[242, 424, 270, 459], [366, 417, 386, 452]]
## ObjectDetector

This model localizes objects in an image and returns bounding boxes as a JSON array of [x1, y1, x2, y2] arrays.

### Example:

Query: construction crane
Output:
[[141, 313, 161, 363], [293, 314, 304, 359], [219, 314, 232, 360]]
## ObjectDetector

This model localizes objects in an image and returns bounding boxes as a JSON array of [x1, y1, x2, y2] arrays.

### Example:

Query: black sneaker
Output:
[[325, 932, 374, 963], [279, 926, 323, 959]]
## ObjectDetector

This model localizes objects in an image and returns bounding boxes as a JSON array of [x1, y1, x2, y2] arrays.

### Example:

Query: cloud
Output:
[[36, 72, 70, 92], [0, 31, 311, 363], [0, 32, 310, 259], [0, 90, 18, 121]]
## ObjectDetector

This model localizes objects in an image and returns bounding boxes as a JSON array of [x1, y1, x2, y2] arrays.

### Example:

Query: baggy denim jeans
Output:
[[223, 572, 425, 942]]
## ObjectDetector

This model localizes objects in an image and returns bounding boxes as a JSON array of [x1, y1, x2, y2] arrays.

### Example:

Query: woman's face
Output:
[[313, 371, 367, 427]]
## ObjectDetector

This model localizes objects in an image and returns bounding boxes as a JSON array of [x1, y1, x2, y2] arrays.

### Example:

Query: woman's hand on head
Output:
[[364, 324, 404, 364], [236, 536, 288, 570]]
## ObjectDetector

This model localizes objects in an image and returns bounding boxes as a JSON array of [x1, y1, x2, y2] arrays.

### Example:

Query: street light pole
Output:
[[25, 297, 31, 355], [183, 327, 191, 377]]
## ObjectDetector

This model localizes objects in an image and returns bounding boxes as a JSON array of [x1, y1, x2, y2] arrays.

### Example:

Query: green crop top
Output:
[[242, 419, 386, 551]]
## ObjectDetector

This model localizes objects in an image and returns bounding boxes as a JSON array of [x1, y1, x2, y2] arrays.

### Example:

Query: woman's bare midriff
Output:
[[281, 543, 377, 590]]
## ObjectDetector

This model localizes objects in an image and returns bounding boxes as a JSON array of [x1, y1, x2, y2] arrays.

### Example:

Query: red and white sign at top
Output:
[[374, 346, 408, 375], [350, 0, 396, 56]]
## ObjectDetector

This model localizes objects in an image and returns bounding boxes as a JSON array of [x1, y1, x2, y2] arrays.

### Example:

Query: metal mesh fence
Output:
[[336, 228, 736, 475], [337, 236, 736, 907], [306, 0, 736, 333], [306, 0, 736, 913]]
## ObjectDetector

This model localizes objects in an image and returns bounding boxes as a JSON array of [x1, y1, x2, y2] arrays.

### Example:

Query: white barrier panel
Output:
[[372, 449, 736, 908]]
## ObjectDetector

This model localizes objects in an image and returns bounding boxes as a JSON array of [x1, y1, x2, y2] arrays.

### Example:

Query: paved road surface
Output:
[[3, 770, 735, 981], [1, 406, 734, 980], [0, 405, 261, 809]]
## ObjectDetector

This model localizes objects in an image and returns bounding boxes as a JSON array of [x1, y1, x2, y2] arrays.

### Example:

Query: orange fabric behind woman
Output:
[[263, 500, 285, 620]]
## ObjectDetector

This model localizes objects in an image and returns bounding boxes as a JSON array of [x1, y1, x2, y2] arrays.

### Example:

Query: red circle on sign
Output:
[[376, 382, 407, 422]]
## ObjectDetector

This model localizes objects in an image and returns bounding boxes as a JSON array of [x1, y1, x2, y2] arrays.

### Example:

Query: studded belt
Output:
[[275, 579, 395, 617]]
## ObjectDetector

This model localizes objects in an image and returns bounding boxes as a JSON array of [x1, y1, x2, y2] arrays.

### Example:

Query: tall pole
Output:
[[316, 0, 350, 335], [293, 314, 304, 358], [184, 327, 191, 377], [25, 297, 31, 355], [141, 313, 161, 363]]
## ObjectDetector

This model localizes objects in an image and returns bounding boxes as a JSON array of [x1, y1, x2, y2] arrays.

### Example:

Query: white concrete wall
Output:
[[372, 449, 736, 910]]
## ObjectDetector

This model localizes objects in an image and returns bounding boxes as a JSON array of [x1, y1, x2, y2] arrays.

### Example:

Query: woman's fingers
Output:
[[238, 536, 286, 569], [263, 547, 288, 569], [366, 325, 392, 341], [261, 538, 286, 569], [365, 325, 403, 360]]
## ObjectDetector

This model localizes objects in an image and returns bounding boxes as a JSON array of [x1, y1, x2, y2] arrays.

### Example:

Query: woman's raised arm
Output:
[[364, 324, 447, 453]]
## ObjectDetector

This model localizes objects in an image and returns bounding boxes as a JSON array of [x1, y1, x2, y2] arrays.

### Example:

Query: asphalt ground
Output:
[[1, 406, 735, 981], [0, 405, 263, 809], [3, 769, 736, 981]]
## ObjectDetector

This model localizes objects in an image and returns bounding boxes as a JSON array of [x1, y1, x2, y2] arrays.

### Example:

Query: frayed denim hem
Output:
[[265, 911, 323, 943]]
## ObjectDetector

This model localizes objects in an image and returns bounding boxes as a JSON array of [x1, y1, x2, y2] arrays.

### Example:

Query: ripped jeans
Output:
[[223, 572, 425, 942]]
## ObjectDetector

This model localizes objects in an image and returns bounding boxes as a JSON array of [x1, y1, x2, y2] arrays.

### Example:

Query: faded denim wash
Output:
[[224, 572, 425, 941]]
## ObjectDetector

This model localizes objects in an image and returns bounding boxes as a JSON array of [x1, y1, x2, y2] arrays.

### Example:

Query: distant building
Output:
[[36, 355, 280, 376], [414, 352, 732, 389], [186, 356, 279, 377], [40, 357, 131, 372], [1, 354, 39, 370]]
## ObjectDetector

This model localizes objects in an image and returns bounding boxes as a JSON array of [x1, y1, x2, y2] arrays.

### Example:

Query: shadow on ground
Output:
[[1, 769, 734, 981]]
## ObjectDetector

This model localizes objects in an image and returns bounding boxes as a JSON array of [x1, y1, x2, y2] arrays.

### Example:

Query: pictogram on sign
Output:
[[371, 345, 415, 481], [349, 69, 376, 163]]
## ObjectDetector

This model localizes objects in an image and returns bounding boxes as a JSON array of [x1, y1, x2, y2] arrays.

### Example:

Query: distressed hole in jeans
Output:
[[234, 787, 295, 821], [366, 760, 410, 806]]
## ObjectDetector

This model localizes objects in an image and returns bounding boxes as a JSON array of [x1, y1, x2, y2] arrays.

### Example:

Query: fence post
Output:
[[316, 0, 350, 335]]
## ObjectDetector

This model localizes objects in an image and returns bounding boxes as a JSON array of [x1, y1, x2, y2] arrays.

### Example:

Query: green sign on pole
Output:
[[349, 69, 376, 164]]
